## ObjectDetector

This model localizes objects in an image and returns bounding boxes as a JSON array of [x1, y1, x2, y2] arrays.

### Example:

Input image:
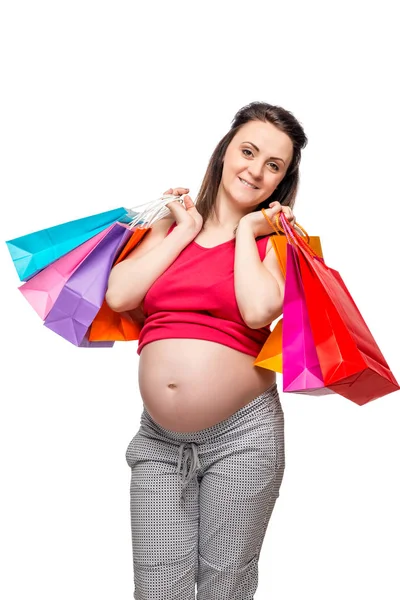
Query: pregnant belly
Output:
[[138, 338, 276, 433]]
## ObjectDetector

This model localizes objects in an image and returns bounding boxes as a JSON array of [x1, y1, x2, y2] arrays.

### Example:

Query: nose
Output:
[[247, 160, 263, 181]]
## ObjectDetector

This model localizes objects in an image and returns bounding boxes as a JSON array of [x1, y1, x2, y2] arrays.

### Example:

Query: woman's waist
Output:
[[137, 315, 270, 357]]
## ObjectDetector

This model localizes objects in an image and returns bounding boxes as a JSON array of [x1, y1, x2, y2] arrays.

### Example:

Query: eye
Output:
[[242, 149, 279, 171]]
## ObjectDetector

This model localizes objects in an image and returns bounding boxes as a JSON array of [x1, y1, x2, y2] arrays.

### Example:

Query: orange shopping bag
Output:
[[88, 227, 150, 341], [254, 318, 283, 373]]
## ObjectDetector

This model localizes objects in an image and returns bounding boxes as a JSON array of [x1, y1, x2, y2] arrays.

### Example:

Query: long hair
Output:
[[195, 101, 308, 235]]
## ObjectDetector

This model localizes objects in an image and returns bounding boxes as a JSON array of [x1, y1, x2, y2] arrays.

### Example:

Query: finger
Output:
[[165, 198, 185, 211], [182, 195, 196, 210], [281, 205, 291, 216], [269, 203, 283, 215], [282, 213, 295, 227], [285, 210, 295, 223], [163, 188, 173, 195], [172, 187, 190, 196]]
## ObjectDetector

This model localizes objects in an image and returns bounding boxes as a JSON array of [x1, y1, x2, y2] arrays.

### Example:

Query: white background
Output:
[[1, 1, 399, 599]]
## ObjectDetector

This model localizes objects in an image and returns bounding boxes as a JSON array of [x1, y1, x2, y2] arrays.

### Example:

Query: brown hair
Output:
[[195, 101, 308, 235]]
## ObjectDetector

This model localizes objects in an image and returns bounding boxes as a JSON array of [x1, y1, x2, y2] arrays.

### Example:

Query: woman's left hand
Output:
[[241, 201, 295, 237]]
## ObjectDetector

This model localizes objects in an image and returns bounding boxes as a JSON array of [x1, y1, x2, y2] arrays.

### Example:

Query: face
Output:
[[220, 120, 294, 209]]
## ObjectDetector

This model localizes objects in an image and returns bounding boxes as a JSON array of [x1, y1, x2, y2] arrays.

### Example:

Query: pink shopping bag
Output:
[[282, 242, 333, 395], [18, 226, 114, 319]]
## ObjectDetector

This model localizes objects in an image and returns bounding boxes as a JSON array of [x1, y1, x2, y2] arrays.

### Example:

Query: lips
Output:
[[239, 177, 259, 189]]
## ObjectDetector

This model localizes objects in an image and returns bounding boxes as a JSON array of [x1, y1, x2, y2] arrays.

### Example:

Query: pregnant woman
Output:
[[106, 100, 307, 600]]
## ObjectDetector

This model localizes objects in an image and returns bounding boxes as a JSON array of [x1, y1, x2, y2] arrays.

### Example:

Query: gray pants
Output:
[[125, 383, 285, 600]]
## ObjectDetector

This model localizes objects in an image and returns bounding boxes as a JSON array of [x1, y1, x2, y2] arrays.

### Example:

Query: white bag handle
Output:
[[126, 194, 184, 229]]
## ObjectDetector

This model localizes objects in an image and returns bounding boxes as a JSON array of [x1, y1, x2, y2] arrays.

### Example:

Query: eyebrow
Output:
[[242, 141, 286, 165]]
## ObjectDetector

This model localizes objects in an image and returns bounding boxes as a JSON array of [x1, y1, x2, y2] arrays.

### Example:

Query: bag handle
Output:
[[261, 208, 281, 235], [279, 213, 321, 260], [127, 194, 183, 229], [274, 212, 311, 245], [261, 207, 311, 245]]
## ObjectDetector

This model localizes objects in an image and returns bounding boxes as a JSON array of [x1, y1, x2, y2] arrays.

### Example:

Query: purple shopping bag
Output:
[[282, 243, 333, 395], [43, 223, 132, 346]]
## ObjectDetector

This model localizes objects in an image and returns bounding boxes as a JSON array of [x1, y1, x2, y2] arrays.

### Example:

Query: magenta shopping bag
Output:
[[282, 243, 333, 395], [43, 223, 132, 346], [18, 226, 114, 319]]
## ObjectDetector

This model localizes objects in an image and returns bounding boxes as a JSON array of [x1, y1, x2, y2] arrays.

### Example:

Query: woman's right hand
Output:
[[163, 187, 203, 239]]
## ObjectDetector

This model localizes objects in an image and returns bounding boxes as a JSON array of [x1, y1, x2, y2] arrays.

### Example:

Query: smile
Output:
[[238, 177, 258, 189]]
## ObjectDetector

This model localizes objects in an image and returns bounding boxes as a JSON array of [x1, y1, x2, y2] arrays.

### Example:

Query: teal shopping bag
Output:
[[6, 206, 135, 281]]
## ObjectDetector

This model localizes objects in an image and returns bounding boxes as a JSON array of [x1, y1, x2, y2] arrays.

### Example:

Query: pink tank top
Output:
[[136, 222, 272, 356]]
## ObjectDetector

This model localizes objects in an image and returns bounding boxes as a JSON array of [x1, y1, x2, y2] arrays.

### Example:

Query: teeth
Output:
[[240, 178, 257, 189]]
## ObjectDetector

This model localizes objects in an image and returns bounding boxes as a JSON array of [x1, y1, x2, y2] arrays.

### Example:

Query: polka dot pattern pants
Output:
[[125, 383, 285, 599]]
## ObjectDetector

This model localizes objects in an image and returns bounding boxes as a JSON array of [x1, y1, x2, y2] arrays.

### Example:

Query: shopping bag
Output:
[[254, 216, 323, 371], [6, 192, 184, 348], [88, 227, 150, 341], [253, 319, 283, 373], [6, 206, 132, 281], [282, 243, 333, 395], [284, 216, 399, 404], [298, 250, 399, 403], [271, 233, 324, 277], [18, 226, 114, 319], [78, 331, 114, 348], [43, 223, 133, 346]]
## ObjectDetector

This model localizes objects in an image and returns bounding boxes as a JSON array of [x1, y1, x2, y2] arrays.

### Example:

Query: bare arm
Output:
[[106, 188, 201, 312], [234, 219, 285, 329], [105, 225, 193, 312]]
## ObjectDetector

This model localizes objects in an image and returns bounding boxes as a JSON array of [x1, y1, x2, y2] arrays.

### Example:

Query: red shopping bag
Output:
[[281, 216, 399, 405]]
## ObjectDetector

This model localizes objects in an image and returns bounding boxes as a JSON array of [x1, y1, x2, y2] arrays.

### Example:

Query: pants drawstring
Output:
[[177, 442, 200, 502]]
